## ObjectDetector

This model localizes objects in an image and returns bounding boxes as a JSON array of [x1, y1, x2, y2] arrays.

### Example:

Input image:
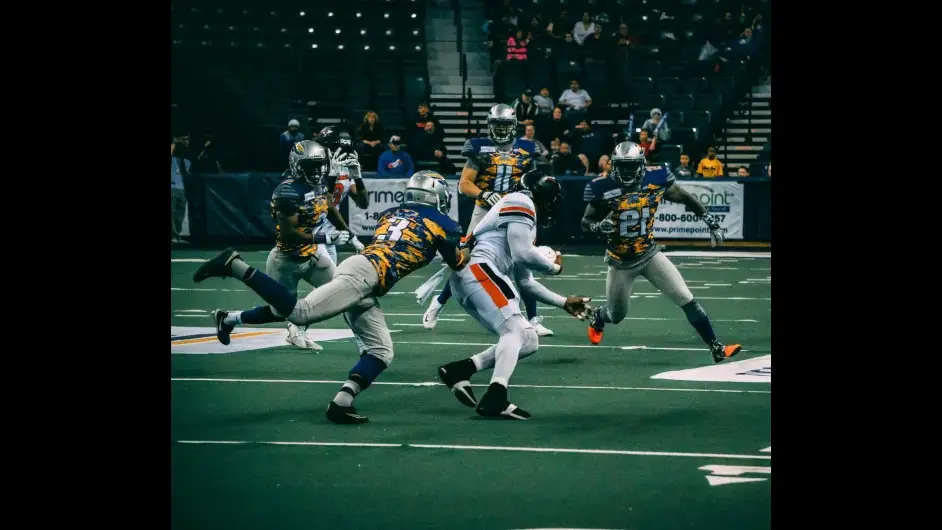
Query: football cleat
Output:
[[711, 342, 743, 363], [286, 323, 323, 351], [212, 309, 234, 345], [475, 383, 531, 420], [326, 401, 369, 424], [529, 316, 553, 337], [437, 360, 478, 408], [423, 298, 445, 329], [193, 248, 241, 283]]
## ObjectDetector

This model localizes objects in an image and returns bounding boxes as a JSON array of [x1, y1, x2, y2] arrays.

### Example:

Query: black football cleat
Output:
[[437, 360, 478, 408], [711, 341, 743, 363], [326, 401, 369, 424], [192, 248, 241, 283], [475, 383, 531, 420], [212, 309, 234, 345]]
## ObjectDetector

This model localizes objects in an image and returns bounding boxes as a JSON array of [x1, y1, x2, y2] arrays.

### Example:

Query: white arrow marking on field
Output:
[[700, 464, 771, 487]]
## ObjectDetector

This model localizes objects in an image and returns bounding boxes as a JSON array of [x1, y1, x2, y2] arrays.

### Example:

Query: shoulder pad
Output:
[[501, 191, 536, 211], [643, 166, 673, 189], [513, 138, 537, 156], [272, 180, 303, 202]]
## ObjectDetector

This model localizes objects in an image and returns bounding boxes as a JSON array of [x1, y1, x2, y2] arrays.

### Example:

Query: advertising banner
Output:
[[349, 178, 460, 236], [653, 181, 743, 239]]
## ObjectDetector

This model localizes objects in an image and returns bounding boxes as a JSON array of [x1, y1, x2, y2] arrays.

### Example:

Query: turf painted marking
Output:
[[652, 355, 771, 383], [173, 440, 772, 460], [760, 446, 771, 453], [169, 377, 771, 394], [171, 258, 208, 263], [700, 464, 771, 486], [381, 313, 760, 323], [170, 326, 355, 354], [664, 251, 770, 258], [393, 340, 753, 353]]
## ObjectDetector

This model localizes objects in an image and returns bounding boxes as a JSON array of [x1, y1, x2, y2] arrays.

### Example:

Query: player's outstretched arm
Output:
[[326, 203, 352, 232], [515, 268, 593, 320], [507, 222, 560, 274], [664, 183, 724, 246], [582, 203, 614, 233], [350, 178, 369, 209], [439, 241, 470, 271]]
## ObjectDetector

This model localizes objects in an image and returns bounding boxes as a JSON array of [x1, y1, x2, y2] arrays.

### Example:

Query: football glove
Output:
[[701, 213, 724, 247], [350, 235, 365, 252], [590, 218, 617, 234], [326, 230, 351, 246], [478, 191, 501, 208]]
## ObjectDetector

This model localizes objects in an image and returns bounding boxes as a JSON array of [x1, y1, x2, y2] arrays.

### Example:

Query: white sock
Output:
[[490, 331, 524, 387], [471, 345, 497, 371], [222, 312, 242, 326], [333, 381, 361, 407]]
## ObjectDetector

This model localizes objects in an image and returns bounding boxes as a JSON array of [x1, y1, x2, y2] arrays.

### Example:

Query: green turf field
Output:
[[171, 249, 771, 530]]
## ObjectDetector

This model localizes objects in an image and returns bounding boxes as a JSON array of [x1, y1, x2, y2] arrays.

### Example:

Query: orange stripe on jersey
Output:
[[499, 205, 536, 217], [469, 263, 509, 309]]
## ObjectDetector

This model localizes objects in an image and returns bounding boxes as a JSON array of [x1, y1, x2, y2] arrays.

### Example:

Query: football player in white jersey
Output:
[[436, 170, 593, 420], [313, 126, 370, 263]]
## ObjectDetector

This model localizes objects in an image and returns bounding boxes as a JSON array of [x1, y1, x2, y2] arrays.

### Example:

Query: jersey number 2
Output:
[[619, 207, 651, 238], [376, 217, 411, 242]]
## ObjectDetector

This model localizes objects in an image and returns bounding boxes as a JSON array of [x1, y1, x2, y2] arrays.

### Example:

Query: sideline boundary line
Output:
[[170, 377, 771, 394], [174, 440, 772, 460]]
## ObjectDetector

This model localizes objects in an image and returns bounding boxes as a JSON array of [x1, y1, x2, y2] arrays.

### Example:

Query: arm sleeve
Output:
[[507, 222, 557, 273], [514, 267, 566, 308]]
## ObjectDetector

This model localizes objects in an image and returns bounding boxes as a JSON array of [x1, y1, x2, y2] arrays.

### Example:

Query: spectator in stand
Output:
[[558, 79, 592, 125], [737, 167, 750, 177], [641, 108, 671, 143], [637, 130, 656, 158], [411, 122, 456, 176], [572, 12, 596, 45], [279, 119, 304, 156], [545, 6, 573, 48], [171, 134, 191, 245], [356, 110, 386, 169], [696, 146, 724, 178], [569, 119, 603, 171], [414, 103, 440, 136], [513, 89, 539, 135], [377, 135, 415, 177], [521, 124, 549, 160], [533, 87, 555, 114], [584, 24, 607, 59], [597, 154, 611, 177], [539, 106, 569, 147], [506, 29, 529, 61], [551, 141, 589, 176], [558, 32, 581, 63], [727, 27, 759, 59], [675, 154, 694, 179]]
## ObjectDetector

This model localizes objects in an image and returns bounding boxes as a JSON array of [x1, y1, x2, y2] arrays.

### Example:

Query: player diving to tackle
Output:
[[437, 170, 593, 419], [313, 126, 370, 264], [422, 104, 554, 337], [582, 141, 742, 363], [210, 141, 361, 351], [194, 171, 469, 424]]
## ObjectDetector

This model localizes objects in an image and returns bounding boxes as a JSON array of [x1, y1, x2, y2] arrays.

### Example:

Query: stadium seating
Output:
[[171, 0, 429, 170], [489, 0, 769, 164]]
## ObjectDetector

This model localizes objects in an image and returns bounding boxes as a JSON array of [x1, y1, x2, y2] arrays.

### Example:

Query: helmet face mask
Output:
[[517, 170, 562, 229], [296, 158, 328, 187], [487, 104, 518, 145], [610, 141, 647, 191], [289, 140, 330, 188]]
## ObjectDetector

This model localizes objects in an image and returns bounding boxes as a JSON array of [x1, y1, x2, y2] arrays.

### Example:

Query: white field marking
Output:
[[177, 440, 401, 448], [172, 287, 248, 292], [760, 447, 771, 453], [171, 258, 208, 263], [706, 476, 766, 486], [173, 439, 772, 460], [392, 340, 753, 352], [169, 289, 767, 301], [663, 251, 770, 258], [700, 464, 772, 476], [177, 309, 206, 313], [704, 283, 732, 287], [676, 266, 739, 270], [169, 377, 771, 394], [174, 314, 208, 318], [380, 313, 760, 323]]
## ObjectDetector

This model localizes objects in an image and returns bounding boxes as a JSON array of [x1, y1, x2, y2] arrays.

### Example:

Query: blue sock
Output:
[[348, 353, 388, 390], [523, 292, 537, 320], [240, 305, 285, 324], [241, 268, 298, 318], [682, 300, 717, 344], [436, 282, 453, 305]]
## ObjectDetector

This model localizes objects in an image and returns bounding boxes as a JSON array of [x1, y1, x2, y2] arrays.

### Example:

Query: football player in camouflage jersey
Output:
[[582, 141, 742, 363], [422, 104, 554, 337], [210, 141, 357, 351], [194, 171, 469, 424]]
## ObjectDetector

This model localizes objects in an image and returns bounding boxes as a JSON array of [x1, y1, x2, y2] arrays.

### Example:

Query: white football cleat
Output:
[[529, 316, 554, 337], [286, 322, 323, 351], [423, 298, 445, 329]]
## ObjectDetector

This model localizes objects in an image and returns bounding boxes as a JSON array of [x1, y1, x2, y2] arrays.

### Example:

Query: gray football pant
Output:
[[265, 246, 336, 317], [605, 251, 694, 324], [287, 254, 394, 365]]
